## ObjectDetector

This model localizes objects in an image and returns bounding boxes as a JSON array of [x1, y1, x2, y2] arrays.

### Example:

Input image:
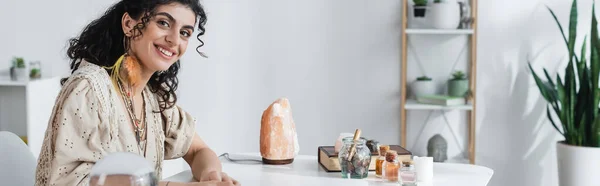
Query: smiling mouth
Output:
[[155, 45, 174, 57]]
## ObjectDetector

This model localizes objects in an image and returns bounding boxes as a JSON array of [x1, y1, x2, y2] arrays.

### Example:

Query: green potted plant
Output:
[[411, 75, 436, 98], [413, 0, 428, 17], [529, 1, 600, 186], [11, 57, 28, 81], [447, 71, 468, 97]]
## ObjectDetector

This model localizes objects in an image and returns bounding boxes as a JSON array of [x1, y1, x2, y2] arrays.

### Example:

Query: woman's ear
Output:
[[121, 12, 136, 37]]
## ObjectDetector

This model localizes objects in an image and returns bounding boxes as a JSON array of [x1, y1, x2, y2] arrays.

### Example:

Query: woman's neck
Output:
[[120, 62, 154, 96], [132, 69, 153, 96]]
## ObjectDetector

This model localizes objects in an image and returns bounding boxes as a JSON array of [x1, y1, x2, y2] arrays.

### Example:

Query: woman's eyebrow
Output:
[[155, 12, 194, 30]]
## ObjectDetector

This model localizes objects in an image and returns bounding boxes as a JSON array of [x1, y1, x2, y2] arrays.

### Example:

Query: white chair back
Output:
[[0, 131, 37, 186]]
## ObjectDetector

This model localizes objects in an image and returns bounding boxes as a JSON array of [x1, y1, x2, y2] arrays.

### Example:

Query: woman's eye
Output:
[[180, 31, 191, 37], [158, 20, 169, 27]]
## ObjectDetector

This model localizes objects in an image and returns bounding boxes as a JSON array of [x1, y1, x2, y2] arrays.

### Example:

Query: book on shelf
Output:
[[317, 145, 412, 172], [416, 95, 466, 106]]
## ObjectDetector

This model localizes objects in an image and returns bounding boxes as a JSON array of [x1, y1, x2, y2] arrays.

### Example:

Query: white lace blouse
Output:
[[35, 61, 196, 186]]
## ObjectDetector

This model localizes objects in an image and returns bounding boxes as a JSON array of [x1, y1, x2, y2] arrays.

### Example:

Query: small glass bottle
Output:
[[400, 160, 417, 185], [382, 150, 399, 182], [375, 145, 390, 178]]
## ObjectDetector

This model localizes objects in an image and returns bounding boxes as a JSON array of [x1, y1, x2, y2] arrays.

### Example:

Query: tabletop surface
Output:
[[163, 153, 493, 186]]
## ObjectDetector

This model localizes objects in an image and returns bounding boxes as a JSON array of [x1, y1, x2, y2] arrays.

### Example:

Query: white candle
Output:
[[414, 156, 434, 182]]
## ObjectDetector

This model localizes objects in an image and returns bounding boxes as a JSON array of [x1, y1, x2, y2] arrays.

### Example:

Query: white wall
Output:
[[1, 0, 589, 185]]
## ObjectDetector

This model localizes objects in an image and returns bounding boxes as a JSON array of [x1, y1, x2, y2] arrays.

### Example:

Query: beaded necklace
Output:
[[116, 78, 146, 154]]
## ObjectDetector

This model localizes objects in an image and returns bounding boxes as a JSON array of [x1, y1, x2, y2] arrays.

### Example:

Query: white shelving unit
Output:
[[404, 99, 473, 110], [405, 29, 474, 35], [0, 76, 62, 159], [400, 0, 478, 164]]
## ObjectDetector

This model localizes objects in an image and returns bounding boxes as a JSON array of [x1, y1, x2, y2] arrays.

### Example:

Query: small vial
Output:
[[375, 145, 390, 178], [382, 150, 399, 182], [400, 161, 417, 185]]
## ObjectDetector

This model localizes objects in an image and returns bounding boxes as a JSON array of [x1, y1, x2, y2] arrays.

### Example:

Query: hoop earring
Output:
[[123, 36, 131, 53]]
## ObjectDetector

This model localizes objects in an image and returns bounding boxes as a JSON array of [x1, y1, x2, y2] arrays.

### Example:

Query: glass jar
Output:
[[382, 150, 400, 182], [29, 61, 41, 79], [400, 161, 417, 185], [89, 152, 158, 186], [338, 137, 372, 179], [375, 145, 390, 178]]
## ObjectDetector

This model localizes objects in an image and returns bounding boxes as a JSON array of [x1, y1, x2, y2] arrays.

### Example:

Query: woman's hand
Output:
[[199, 171, 240, 186]]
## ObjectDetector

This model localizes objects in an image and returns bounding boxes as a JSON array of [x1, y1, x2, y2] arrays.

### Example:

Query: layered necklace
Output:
[[116, 78, 146, 154]]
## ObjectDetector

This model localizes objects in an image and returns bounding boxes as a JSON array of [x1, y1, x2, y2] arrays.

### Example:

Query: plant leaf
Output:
[[579, 35, 588, 81], [592, 5, 600, 122], [528, 63, 559, 103], [548, 105, 565, 136], [557, 73, 572, 143], [593, 113, 600, 147], [547, 5, 570, 53], [568, 0, 578, 63], [543, 69, 560, 110], [566, 58, 577, 142]]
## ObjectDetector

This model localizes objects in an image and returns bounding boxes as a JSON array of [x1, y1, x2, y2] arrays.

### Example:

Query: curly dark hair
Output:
[[63, 0, 207, 112]]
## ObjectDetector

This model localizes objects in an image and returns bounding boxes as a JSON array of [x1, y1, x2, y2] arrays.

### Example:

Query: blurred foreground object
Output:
[[89, 152, 157, 186]]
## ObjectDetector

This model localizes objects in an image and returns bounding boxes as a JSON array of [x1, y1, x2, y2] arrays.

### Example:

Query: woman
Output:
[[35, 0, 238, 185]]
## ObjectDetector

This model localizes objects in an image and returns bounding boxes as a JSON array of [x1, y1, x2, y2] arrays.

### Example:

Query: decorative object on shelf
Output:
[[429, 0, 461, 29], [29, 61, 41, 79], [458, 1, 473, 29], [427, 134, 448, 162], [11, 57, 29, 81], [411, 76, 436, 98], [260, 97, 300, 165], [408, 0, 430, 28], [413, 0, 428, 17], [447, 70, 469, 97], [338, 130, 372, 179], [417, 94, 465, 106], [528, 1, 600, 186]]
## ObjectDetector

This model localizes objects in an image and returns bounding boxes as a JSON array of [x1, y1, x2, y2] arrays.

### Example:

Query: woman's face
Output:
[[123, 3, 196, 73]]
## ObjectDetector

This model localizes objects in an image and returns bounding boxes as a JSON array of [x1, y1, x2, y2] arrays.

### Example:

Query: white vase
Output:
[[411, 81, 437, 98], [428, 2, 461, 29], [14, 68, 29, 81], [556, 142, 600, 186]]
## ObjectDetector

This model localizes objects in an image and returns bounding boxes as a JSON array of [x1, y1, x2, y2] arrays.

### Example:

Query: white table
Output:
[[164, 153, 493, 186]]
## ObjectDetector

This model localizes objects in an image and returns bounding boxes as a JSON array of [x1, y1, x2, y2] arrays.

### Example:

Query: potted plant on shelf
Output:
[[408, 0, 430, 29], [411, 75, 436, 98], [447, 71, 468, 97], [429, 0, 461, 29], [528, 1, 600, 186], [413, 0, 428, 17], [11, 57, 28, 81]]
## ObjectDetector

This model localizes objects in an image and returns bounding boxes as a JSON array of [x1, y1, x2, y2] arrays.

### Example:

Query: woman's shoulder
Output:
[[60, 60, 114, 108]]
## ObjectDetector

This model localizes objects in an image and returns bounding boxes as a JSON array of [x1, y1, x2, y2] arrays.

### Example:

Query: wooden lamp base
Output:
[[262, 158, 294, 165]]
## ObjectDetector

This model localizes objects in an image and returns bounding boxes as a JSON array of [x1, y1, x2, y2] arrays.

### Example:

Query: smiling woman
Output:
[[34, 1, 239, 186]]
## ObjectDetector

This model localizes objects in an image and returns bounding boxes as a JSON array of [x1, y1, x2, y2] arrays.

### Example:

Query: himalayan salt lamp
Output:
[[260, 98, 300, 165]]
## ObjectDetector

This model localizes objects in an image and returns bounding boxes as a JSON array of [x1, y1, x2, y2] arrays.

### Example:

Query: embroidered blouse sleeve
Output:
[[35, 77, 112, 186], [161, 104, 196, 160]]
